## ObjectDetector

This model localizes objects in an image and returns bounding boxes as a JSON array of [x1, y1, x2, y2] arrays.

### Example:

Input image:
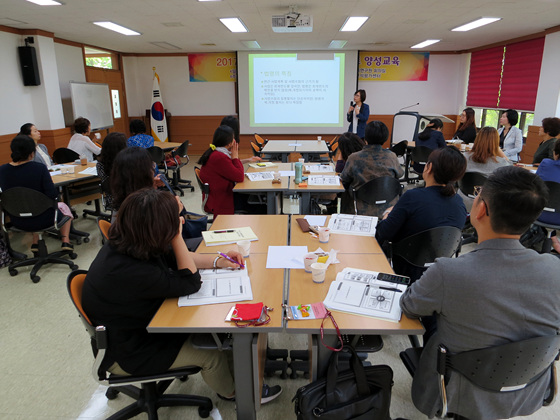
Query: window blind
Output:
[[465, 46, 503, 108]]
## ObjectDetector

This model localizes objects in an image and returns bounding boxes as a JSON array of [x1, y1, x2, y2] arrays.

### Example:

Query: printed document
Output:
[[202, 227, 258, 246], [328, 214, 377, 236], [178, 268, 253, 306]]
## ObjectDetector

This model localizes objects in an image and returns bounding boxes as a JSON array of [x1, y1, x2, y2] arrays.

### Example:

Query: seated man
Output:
[[339, 121, 403, 216], [400, 166, 560, 420]]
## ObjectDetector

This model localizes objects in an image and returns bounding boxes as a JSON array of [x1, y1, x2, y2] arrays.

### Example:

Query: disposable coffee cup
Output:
[[237, 240, 251, 258], [298, 158, 305, 163], [311, 262, 328, 283], [317, 136, 322, 141], [80, 155, 87, 165], [304, 253, 318, 273], [318, 227, 331, 243], [460, 144, 466, 152], [67, 165, 75, 174]]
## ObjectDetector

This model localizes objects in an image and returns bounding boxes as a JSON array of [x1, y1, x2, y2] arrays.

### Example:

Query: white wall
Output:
[[54, 42, 86, 126], [123, 56, 236, 117], [534, 31, 560, 122], [358, 54, 470, 116]]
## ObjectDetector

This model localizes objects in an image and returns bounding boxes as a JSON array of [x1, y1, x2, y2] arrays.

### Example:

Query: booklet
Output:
[[323, 267, 409, 322], [202, 227, 258, 246], [328, 214, 378, 236], [245, 172, 274, 181]]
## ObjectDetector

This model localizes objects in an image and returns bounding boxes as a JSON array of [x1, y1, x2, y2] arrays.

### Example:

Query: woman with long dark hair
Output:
[[417, 118, 445, 150], [220, 115, 262, 163], [198, 125, 245, 215], [96, 132, 127, 210], [334, 132, 364, 173], [453, 107, 477, 144]]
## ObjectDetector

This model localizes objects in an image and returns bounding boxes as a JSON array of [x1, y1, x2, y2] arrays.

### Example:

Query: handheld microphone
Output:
[[350, 101, 355, 107], [399, 102, 420, 111]]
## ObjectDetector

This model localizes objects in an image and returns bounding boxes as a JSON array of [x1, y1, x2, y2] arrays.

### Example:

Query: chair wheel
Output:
[[198, 406, 211, 418], [83, 237, 90, 243], [71, 264, 79, 270], [9, 269, 18, 276], [32, 275, 41, 283], [105, 388, 119, 400], [70, 253, 78, 260], [75, 239, 82, 245]]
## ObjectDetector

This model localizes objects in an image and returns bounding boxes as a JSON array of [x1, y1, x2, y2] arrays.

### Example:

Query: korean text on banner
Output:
[[151, 71, 168, 142], [358, 52, 429, 81]]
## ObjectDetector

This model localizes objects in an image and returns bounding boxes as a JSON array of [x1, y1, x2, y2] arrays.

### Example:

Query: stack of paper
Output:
[[202, 227, 258, 246]]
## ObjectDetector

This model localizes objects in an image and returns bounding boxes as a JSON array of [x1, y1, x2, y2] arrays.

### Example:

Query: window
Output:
[[476, 108, 534, 137], [84, 47, 117, 70]]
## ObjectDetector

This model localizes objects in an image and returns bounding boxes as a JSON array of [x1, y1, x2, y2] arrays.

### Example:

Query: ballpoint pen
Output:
[[214, 230, 235, 233], [218, 252, 245, 269]]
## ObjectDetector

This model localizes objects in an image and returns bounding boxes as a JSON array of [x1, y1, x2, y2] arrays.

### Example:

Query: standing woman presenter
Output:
[[347, 89, 370, 139]]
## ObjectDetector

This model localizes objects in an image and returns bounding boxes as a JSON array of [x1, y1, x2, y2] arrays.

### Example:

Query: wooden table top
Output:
[[234, 172, 290, 192], [51, 162, 98, 186], [286, 253, 423, 334], [154, 141, 183, 151], [289, 177, 344, 193], [262, 140, 329, 153], [147, 254, 285, 333], [290, 216, 384, 254], [196, 215, 289, 254]]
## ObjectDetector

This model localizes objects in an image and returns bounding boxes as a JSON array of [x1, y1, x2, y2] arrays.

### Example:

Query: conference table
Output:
[[261, 140, 329, 163], [50, 162, 102, 207], [148, 214, 423, 420]]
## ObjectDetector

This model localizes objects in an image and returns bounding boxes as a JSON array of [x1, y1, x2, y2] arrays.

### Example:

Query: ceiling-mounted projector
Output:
[[271, 13, 313, 32]]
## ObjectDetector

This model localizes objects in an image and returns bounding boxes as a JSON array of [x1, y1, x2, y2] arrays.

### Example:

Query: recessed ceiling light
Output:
[[242, 40, 261, 49], [452, 17, 501, 32], [220, 17, 248, 33], [340, 17, 368, 32], [26, 0, 62, 5], [328, 40, 347, 49], [411, 39, 440, 49], [93, 22, 141, 36], [150, 42, 181, 50]]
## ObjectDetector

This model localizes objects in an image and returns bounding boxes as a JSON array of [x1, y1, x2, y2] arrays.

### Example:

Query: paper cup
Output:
[[317, 136, 322, 141], [67, 165, 75, 174], [237, 240, 251, 258], [298, 158, 305, 163], [80, 155, 87, 165], [311, 262, 328, 283], [318, 227, 331, 243], [304, 253, 318, 272], [460, 144, 466, 152]]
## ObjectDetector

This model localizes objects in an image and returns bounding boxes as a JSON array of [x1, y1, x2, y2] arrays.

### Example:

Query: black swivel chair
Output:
[[400, 334, 560, 419], [146, 146, 168, 177], [352, 176, 403, 216], [52, 147, 80, 164], [67, 270, 214, 419], [457, 171, 488, 246], [194, 166, 213, 224], [167, 140, 194, 196], [390, 140, 409, 158], [0, 187, 78, 283], [409, 145, 434, 183], [533, 181, 560, 253]]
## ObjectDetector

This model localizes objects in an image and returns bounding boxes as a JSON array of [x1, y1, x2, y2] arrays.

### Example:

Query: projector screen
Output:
[[238, 51, 358, 135]]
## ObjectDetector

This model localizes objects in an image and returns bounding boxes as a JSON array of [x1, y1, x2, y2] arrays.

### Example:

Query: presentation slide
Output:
[[238, 51, 358, 135]]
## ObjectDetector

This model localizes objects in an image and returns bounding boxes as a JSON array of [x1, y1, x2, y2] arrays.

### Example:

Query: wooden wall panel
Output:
[[0, 128, 73, 165], [520, 125, 541, 164]]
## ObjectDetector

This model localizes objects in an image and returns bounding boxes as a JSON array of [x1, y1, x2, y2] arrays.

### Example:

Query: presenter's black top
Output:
[[83, 243, 202, 375], [453, 125, 477, 144], [0, 161, 58, 231]]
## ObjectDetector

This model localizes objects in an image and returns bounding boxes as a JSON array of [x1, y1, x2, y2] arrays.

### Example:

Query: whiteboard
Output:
[[69, 82, 114, 130]]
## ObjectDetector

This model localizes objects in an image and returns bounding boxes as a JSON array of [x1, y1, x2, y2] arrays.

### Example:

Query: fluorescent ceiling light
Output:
[[242, 40, 261, 49], [220, 17, 248, 33], [150, 42, 181, 50], [26, 0, 62, 5], [93, 22, 140, 36], [329, 40, 347, 49], [452, 17, 501, 32], [340, 17, 368, 32], [411, 39, 440, 49]]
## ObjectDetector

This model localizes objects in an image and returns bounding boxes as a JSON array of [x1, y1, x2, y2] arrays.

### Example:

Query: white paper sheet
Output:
[[304, 215, 327, 226], [328, 214, 378, 236], [279, 170, 295, 177], [266, 246, 308, 269], [79, 167, 98, 175], [307, 175, 340, 186], [304, 165, 334, 173], [245, 172, 274, 181]]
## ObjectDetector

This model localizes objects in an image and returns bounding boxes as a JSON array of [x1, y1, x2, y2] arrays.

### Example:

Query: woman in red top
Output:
[[198, 125, 244, 215]]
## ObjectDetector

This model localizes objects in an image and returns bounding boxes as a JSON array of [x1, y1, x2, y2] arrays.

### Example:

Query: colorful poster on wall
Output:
[[188, 53, 237, 82], [358, 52, 429, 81]]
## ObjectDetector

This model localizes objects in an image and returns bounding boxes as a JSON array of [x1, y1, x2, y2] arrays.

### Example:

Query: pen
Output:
[[214, 230, 235, 233], [379, 286, 403, 293], [218, 252, 245, 269]]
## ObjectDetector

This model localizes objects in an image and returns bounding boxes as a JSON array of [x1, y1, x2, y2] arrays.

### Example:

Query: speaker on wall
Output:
[[18, 46, 41, 86]]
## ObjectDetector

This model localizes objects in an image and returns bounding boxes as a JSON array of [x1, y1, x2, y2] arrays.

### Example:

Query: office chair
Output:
[[97, 218, 111, 244], [457, 172, 488, 246], [0, 187, 78, 283], [352, 176, 403, 216], [251, 142, 262, 158], [409, 145, 434, 183], [53, 147, 80, 164], [533, 181, 560, 253], [390, 140, 409, 158], [167, 140, 195, 196], [146, 146, 168, 176], [67, 270, 214, 419], [400, 334, 560, 419], [254, 134, 267, 148], [193, 166, 213, 223]]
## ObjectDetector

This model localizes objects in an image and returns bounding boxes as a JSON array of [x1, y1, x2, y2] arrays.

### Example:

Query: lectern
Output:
[[391, 111, 455, 145]]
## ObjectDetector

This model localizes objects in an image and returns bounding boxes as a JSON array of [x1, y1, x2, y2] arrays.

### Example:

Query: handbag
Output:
[[230, 302, 271, 327], [293, 346, 393, 420], [180, 210, 208, 239]]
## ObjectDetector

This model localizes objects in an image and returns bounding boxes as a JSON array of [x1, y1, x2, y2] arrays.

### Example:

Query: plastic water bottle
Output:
[[295, 162, 303, 184]]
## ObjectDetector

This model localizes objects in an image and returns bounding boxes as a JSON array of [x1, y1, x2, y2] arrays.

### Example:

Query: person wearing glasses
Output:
[[400, 166, 560, 420]]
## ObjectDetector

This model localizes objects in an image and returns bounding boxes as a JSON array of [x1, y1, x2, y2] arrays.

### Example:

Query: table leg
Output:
[[299, 191, 311, 214], [282, 153, 288, 163], [233, 333, 257, 420], [266, 191, 277, 214]]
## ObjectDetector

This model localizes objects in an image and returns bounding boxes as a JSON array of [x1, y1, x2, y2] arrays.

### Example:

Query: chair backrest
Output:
[[352, 176, 402, 215], [146, 146, 165, 163], [53, 147, 80, 164], [410, 145, 434, 164], [391, 226, 462, 268], [173, 140, 190, 158], [0, 187, 57, 221], [458, 172, 488, 198], [251, 142, 261, 157], [97, 218, 110, 242], [254, 134, 266, 146], [542, 181, 560, 215], [194, 166, 210, 214], [390, 140, 409, 157], [66, 270, 93, 328]]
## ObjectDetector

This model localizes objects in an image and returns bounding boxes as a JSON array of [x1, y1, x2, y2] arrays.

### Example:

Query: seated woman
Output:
[[453, 107, 477, 144], [198, 125, 245, 216], [536, 139, 560, 226], [220, 115, 261, 164], [82, 188, 281, 402], [340, 121, 403, 216], [375, 146, 467, 282], [498, 109, 523, 162], [96, 132, 127, 211], [19, 123, 53, 167], [127, 119, 155, 148], [533, 117, 560, 164], [459, 127, 511, 210], [413, 118, 446, 172], [334, 132, 364, 173], [68, 117, 101, 162], [0, 135, 73, 252]]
